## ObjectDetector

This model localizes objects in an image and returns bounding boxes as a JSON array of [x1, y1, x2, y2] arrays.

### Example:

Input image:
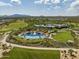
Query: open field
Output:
[[2, 47, 60, 59], [0, 20, 28, 32], [53, 31, 74, 42]]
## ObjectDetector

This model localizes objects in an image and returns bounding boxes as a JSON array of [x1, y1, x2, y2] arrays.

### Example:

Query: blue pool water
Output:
[[19, 32, 46, 39]]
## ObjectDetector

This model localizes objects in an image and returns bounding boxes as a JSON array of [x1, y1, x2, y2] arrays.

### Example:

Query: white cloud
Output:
[[0, 1, 12, 7], [63, 0, 68, 2], [34, 0, 61, 4], [54, 6, 60, 9], [51, 0, 60, 4], [70, 0, 79, 8], [44, 0, 50, 4], [10, 0, 21, 4], [34, 0, 50, 4], [68, 0, 79, 12], [34, 0, 44, 4], [0, 0, 21, 7]]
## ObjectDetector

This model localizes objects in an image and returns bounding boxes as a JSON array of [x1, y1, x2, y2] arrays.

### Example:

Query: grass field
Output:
[[53, 31, 74, 42], [0, 20, 28, 32], [2, 48, 60, 59]]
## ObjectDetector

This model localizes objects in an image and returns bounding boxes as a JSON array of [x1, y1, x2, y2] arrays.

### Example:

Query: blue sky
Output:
[[0, 0, 79, 16]]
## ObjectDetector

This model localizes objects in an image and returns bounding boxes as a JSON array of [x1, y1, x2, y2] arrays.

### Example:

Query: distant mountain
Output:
[[0, 14, 30, 18], [8, 14, 30, 17], [0, 14, 31, 20]]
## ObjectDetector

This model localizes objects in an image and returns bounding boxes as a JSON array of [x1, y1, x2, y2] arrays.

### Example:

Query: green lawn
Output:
[[2, 48, 60, 59], [0, 20, 28, 32], [53, 31, 73, 42], [70, 23, 79, 29]]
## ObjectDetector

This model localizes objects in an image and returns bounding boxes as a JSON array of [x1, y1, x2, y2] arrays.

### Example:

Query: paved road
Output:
[[1, 32, 79, 51]]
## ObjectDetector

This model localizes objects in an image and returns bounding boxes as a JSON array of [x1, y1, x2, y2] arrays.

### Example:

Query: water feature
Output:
[[19, 32, 46, 39]]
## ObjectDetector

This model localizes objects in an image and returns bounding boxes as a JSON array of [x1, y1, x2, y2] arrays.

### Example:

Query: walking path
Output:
[[1, 32, 79, 51]]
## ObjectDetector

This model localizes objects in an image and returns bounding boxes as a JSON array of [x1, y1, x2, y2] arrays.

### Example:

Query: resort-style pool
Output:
[[19, 32, 46, 39]]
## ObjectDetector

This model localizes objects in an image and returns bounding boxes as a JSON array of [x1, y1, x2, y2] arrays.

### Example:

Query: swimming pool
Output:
[[19, 32, 46, 39]]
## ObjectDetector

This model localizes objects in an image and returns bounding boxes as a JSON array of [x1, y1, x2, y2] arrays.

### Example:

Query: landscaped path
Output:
[[1, 32, 79, 51]]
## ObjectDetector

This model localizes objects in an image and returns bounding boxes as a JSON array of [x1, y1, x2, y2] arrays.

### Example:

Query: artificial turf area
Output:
[[2, 48, 60, 59], [53, 31, 74, 42]]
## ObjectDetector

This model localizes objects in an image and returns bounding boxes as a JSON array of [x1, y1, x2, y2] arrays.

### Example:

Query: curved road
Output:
[[1, 32, 79, 51]]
